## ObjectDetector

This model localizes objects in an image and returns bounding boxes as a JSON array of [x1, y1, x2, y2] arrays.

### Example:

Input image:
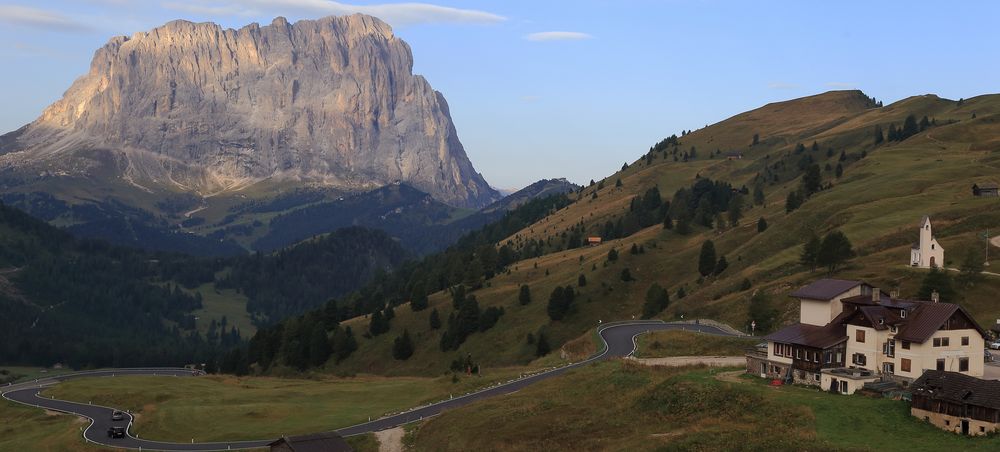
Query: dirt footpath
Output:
[[376, 426, 405, 452], [628, 356, 745, 367]]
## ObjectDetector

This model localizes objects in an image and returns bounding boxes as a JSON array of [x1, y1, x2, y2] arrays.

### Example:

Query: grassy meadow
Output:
[[42, 369, 543, 442], [633, 330, 759, 358], [409, 361, 1000, 451]]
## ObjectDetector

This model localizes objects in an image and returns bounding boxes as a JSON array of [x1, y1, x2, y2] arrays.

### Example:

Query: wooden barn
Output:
[[910, 370, 1000, 436]]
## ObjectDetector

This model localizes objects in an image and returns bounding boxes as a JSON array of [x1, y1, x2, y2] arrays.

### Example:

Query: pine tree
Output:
[[785, 191, 802, 213], [698, 240, 717, 276], [607, 248, 619, 262], [801, 235, 821, 268], [873, 124, 884, 145], [392, 329, 414, 360], [535, 333, 551, 357], [835, 163, 844, 178], [714, 255, 729, 275], [919, 116, 931, 131], [410, 285, 429, 311], [578, 274, 587, 287], [757, 217, 768, 232], [817, 231, 854, 272], [811, 141, 819, 152], [918, 267, 957, 302], [429, 308, 442, 329], [752, 133, 760, 146], [727, 195, 743, 226], [641, 284, 670, 319], [887, 124, 898, 141], [620, 268, 633, 282], [753, 185, 765, 206], [748, 291, 779, 333], [801, 164, 822, 196], [663, 213, 673, 230], [901, 114, 919, 140], [518, 284, 532, 305]]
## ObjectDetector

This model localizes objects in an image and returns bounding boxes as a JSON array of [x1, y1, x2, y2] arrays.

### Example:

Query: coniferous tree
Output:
[[873, 124, 884, 145], [620, 268, 633, 282], [887, 124, 898, 141], [901, 114, 919, 140], [748, 291, 779, 333], [663, 213, 673, 230], [785, 191, 802, 213], [535, 333, 550, 357], [392, 329, 414, 360], [429, 308, 442, 329], [918, 267, 957, 302], [835, 163, 844, 178], [641, 284, 670, 319], [727, 195, 743, 226], [607, 248, 619, 262], [578, 274, 587, 287], [753, 185, 766, 206], [757, 217, 768, 232], [518, 284, 532, 305], [308, 324, 332, 367], [801, 235, 821, 269], [698, 240, 717, 277], [801, 164, 822, 196], [714, 255, 729, 275], [410, 284, 429, 311], [919, 116, 931, 132], [817, 231, 854, 272]]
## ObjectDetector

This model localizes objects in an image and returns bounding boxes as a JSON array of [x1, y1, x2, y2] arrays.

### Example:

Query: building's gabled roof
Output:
[[911, 370, 1000, 409], [764, 322, 847, 349], [839, 295, 987, 343], [895, 302, 985, 343], [789, 279, 864, 301], [267, 432, 353, 452], [974, 183, 999, 190]]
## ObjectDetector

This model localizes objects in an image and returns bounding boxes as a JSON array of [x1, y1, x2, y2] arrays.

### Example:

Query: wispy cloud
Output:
[[825, 82, 855, 89], [161, 1, 506, 26], [0, 5, 94, 32], [767, 82, 799, 90], [524, 31, 592, 42]]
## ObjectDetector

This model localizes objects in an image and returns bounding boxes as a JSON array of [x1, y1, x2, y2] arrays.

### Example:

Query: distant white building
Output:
[[911, 216, 944, 268]]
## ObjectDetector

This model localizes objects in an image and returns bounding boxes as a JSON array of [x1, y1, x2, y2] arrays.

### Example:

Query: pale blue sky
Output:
[[1, 1, 998, 189]]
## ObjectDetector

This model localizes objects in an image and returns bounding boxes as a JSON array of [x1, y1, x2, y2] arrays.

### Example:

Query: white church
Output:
[[910, 216, 944, 268]]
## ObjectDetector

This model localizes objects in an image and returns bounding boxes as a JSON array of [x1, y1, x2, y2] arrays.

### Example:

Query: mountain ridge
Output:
[[0, 13, 497, 208]]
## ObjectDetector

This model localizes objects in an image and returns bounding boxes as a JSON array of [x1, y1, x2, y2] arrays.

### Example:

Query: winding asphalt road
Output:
[[2, 320, 738, 451]]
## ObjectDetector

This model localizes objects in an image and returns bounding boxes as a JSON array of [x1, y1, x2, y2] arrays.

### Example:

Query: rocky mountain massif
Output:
[[0, 14, 499, 253]]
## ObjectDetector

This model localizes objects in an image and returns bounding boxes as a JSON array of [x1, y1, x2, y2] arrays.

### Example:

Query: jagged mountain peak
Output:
[[1, 14, 497, 208]]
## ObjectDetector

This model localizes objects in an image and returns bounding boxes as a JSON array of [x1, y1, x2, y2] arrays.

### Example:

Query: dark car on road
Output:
[[107, 426, 126, 438], [111, 411, 125, 421]]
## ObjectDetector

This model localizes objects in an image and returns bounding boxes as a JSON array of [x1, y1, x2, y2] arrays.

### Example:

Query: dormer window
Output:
[[900, 310, 906, 318], [890, 326, 897, 334], [878, 318, 885, 325]]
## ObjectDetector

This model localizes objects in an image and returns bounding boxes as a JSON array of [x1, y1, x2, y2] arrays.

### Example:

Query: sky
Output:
[[1, 1, 998, 190]]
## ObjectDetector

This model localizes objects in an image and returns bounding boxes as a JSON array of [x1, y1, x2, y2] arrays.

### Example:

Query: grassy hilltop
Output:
[[328, 90, 1000, 376]]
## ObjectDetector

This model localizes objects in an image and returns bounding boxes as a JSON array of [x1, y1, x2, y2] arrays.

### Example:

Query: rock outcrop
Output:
[[0, 14, 497, 208]]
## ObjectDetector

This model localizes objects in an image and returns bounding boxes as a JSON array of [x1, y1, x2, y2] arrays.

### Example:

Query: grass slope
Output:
[[43, 369, 539, 442], [410, 361, 1000, 451], [329, 90, 1000, 376], [634, 330, 758, 358], [0, 401, 109, 451]]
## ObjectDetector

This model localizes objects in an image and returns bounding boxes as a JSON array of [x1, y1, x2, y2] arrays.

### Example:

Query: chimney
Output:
[[931, 290, 940, 303], [872, 288, 880, 303], [890, 289, 899, 299]]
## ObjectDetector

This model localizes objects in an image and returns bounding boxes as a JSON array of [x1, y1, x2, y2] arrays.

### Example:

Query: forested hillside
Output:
[[0, 204, 410, 368], [220, 90, 1000, 377]]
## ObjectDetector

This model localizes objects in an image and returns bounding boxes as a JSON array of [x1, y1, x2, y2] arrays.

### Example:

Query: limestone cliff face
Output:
[[1, 15, 497, 207]]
